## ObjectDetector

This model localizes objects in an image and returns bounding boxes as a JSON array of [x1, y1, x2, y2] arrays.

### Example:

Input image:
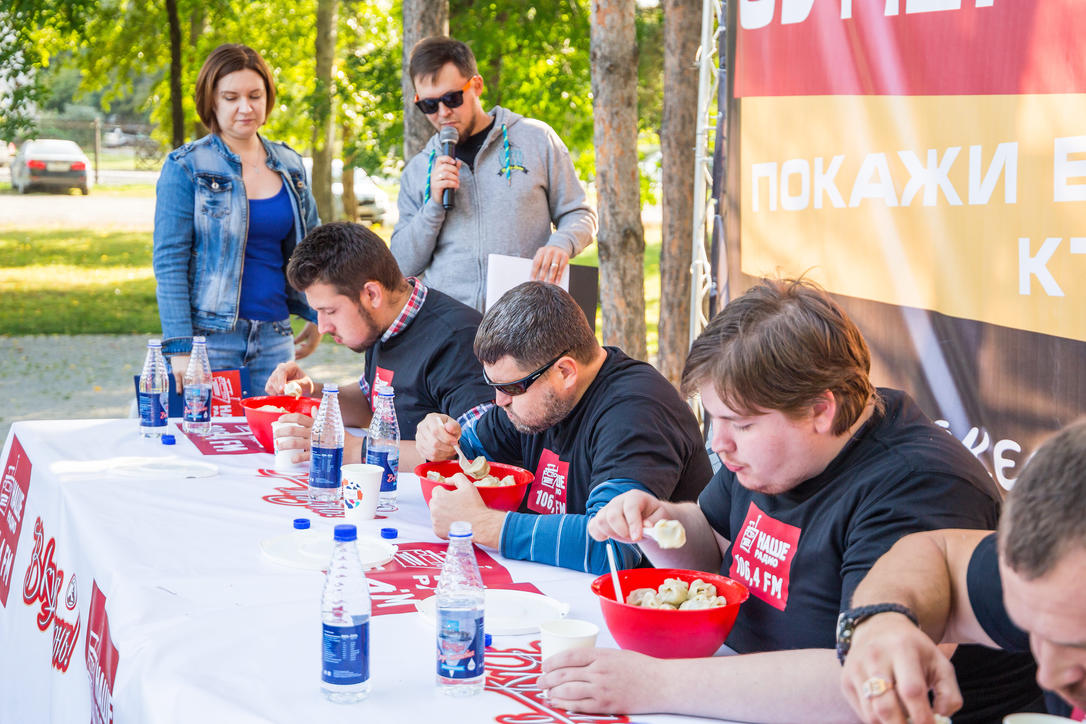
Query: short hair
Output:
[[681, 277, 878, 435], [474, 282, 598, 369], [287, 222, 404, 300], [408, 36, 478, 87], [195, 44, 276, 135], [999, 419, 1086, 579]]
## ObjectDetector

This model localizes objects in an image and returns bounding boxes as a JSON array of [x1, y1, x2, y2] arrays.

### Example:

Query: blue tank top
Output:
[[238, 182, 293, 321]]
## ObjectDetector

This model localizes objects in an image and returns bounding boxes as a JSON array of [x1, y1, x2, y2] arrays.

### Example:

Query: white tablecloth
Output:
[[0, 418, 729, 724]]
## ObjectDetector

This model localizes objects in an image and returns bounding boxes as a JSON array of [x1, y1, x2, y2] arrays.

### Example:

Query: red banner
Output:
[[0, 436, 31, 607]]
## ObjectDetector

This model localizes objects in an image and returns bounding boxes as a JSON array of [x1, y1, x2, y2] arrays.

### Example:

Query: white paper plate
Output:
[[260, 529, 397, 571], [415, 589, 569, 635], [110, 457, 219, 479]]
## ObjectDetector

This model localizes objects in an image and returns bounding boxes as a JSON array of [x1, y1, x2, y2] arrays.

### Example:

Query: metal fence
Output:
[[28, 117, 165, 177]]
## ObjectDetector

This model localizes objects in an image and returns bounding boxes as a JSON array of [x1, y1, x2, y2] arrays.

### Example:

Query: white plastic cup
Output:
[[1003, 715, 1076, 724], [342, 463, 383, 521], [539, 619, 599, 661], [270, 420, 302, 471]]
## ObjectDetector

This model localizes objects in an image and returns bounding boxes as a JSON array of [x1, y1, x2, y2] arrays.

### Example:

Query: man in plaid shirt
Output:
[[267, 221, 494, 468]]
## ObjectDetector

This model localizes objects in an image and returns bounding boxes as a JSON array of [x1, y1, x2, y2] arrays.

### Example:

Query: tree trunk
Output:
[[657, 0, 699, 386], [402, 0, 449, 160], [592, 0, 646, 360], [190, 7, 208, 140], [341, 121, 358, 222], [165, 0, 184, 148], [313, 0, 338, 223]]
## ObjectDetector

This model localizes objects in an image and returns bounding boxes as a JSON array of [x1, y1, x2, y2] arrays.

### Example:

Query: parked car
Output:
[[11, 139, 92, 195], [302, 157, 390, 224], [104, 126, 135, 148]]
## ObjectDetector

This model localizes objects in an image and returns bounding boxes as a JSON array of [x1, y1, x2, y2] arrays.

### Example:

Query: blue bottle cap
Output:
[[485, 633, 493, 648], [292, 518, 310, 530], [334, 524, 357, 542], [380, 527, 398, 539], [161, 434, 176, 445]]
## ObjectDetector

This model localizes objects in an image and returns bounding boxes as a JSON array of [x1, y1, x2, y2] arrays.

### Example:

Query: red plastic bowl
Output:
[[241, 395, 321, 453], [591, 568, 749, 659], [415, 460, 533, 512]]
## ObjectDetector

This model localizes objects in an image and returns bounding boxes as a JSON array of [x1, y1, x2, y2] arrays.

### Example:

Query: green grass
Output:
[[0, 224, 663, 356], [0, 228, 159, 334]]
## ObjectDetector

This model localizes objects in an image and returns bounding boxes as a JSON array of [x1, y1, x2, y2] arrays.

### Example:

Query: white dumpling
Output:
[[446, 472, 472, 486], [688, 579, 717, 599], [426, 470, 446, 482], [626, 588, 658, 607], [679, 597, 715, 610], [638, 592, 665, 608], [656, 578, 690, 606]]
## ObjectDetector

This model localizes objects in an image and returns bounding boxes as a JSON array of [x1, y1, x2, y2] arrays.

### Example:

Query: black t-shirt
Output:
[[699, 388, 1041, 723], [968, 533, 1074, 718], [456, 119, 495, 170], [473, 347, 711, 515], [362, 287, 493, 439]]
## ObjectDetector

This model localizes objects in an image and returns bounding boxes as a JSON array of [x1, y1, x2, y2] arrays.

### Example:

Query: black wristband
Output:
[[836, 603, 919, 665]]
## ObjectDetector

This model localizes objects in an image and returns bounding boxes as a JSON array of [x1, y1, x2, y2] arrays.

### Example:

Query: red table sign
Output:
[[181, 422, 266, 455]]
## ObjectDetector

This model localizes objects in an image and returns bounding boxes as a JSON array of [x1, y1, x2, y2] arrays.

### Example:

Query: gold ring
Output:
[[861, 676, 893, 699]]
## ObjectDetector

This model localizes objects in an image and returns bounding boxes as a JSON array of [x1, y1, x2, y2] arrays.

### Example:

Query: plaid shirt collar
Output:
[[382, 277, 427, 343]]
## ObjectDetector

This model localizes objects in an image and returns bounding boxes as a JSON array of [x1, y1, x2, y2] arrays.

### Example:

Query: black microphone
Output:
[[439, 126, 459, 210]]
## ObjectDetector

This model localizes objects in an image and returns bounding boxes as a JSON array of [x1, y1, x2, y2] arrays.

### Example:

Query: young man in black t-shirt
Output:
[[266, 222, 494, 468], [842, 420, 1086, 723], [538, 278, 1039, 723], [414, 282, 711, 575]]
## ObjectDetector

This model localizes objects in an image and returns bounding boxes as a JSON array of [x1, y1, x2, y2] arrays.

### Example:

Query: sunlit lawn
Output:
[[0, 221, 663, 357], [0, 229, 159, 334]]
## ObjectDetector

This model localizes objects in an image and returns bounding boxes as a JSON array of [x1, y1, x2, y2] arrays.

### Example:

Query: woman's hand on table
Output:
[[272, 413, 313, 464], [293, 322, 321, 360], [415, 412, 461, 461], [539, 647, 657, 714], [169, 354, 190, 393]]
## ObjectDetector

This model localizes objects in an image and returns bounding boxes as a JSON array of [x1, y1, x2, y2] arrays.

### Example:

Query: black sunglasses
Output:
[[483, 350, 569, 396], [414, 77, 474, 115]]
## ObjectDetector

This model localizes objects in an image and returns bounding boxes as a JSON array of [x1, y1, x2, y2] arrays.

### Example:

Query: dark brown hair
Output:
[[681, 277, 878, 435], [474, 282, 598, 369], [408, 36, 478, 87], [999, 419, 1086, 578], [194, 44, 276, 134], [287, 222, 405, 300]]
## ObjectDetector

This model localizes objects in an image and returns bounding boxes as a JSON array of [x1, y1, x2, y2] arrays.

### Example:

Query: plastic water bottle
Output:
[[436, 521, 485, 695], [365, 386, 400, 509], [182, 336, 212, 435], [309, 385, 345, 504], [138, 339, 169, 438], [321, 524, 371, 703]]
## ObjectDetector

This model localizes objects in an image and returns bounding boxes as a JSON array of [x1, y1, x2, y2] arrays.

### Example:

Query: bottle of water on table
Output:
[[321, 523, 371, 703], [309, 385, 344, 504], [138, 339, 169, 438], [366, 385, 400, 509], [182, 336, 212, 435], [436, 520, 485, 696]]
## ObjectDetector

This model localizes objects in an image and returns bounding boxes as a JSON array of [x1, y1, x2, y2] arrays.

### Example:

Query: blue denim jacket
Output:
[[153, 133, 320, 356]]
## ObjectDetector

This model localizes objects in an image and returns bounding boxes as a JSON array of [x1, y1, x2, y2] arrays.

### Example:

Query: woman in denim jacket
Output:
[[153, 44, 321, 394]]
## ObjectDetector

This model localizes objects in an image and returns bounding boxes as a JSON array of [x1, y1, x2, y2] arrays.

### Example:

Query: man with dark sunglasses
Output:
[[391, 36, 597, 311], [415, 282, 712, 575]]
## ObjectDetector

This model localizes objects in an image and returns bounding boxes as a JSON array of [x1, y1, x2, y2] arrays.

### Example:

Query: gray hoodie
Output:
[[391, 106, 597, 311]]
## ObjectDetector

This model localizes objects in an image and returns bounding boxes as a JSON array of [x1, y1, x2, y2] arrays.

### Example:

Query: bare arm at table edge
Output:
[[542, 646, 861, 723], [840, 530, 996, 724], [849, 529, 995, 647]]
